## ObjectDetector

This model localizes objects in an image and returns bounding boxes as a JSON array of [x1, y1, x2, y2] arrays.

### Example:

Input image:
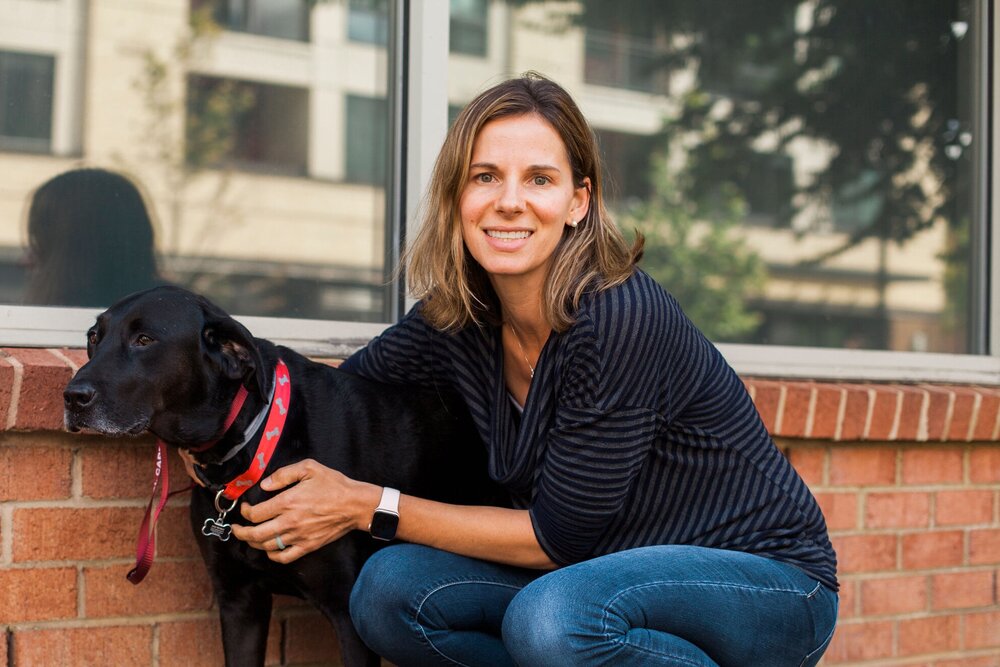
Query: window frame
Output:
[[0, 0, 996, 386]]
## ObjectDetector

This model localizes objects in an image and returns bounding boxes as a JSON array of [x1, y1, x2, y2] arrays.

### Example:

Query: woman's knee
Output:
[[349, 544, 425, 645], [503, 570, 589, 663]]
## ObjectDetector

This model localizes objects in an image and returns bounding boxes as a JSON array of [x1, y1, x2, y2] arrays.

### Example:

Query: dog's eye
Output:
[[134, 334, 155, 347], [87, 330, 98, 346]]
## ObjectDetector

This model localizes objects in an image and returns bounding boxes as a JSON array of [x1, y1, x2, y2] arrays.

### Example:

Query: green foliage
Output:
[[620, 157, 767, 342]]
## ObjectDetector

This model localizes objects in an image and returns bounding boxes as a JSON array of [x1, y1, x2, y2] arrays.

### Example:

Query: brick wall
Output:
[[1, 348, 998, 666]]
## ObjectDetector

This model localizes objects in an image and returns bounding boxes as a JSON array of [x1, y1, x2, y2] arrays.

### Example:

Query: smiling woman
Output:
[[227, 74, 840, 667]]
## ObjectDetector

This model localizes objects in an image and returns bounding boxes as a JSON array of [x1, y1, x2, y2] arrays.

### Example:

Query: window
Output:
[[583, 7, 666, 95], [450, 0, 489, 56], [187, 76, 310, 174], [449, 0, 987, 356], [0, 0, 996, 385], [348, 0, 390, 45], [203, 0, 310, 42], [0, 51, 54, 153], [0, 0, 395, 329], [345, 95, 388, 185]]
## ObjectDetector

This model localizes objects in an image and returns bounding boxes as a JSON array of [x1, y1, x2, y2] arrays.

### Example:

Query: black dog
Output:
[[63, 286, 500, 667]]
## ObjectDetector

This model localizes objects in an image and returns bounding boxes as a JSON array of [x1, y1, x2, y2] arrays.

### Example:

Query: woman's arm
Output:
[[230, 459, 558, 570]]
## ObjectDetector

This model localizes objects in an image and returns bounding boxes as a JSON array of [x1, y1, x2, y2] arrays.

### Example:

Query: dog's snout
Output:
[[64, 381, 97, 410]]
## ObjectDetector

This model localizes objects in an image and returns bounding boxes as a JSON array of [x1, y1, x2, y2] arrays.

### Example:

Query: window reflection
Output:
[[448, 0, 981, 353], [0, 0, 395, 322], [0, 51, 54, 154]]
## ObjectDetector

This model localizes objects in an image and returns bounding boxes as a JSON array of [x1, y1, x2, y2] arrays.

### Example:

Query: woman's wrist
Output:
[[352, 480, 384, 533]]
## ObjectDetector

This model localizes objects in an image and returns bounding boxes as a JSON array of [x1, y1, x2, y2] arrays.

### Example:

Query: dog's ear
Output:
[[201, 310, 268, 397]]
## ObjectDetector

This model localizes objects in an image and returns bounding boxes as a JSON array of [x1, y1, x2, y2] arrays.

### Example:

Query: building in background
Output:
[[0, 0, 986, 354]]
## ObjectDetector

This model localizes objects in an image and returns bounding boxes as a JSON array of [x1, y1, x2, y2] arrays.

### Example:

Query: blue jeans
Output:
[[349, 544, 838, 667]]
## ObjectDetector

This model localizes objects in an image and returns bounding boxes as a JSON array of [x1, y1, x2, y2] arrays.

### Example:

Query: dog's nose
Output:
[[64, 381, 97, 410]]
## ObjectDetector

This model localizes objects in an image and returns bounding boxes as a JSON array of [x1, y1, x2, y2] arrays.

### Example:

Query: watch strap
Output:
[[376, 486, 400, 513]]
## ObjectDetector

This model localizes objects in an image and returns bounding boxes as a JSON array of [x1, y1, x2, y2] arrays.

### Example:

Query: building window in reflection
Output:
[[450, 0, 489, 57], [0, 51, 54, 154]]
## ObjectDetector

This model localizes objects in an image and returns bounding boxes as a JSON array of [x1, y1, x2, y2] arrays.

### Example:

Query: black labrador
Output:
[[63, 285, 500, 667]]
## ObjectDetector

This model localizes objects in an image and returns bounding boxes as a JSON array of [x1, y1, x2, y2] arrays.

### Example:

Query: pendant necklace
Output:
[[507, 321, 535, 379]]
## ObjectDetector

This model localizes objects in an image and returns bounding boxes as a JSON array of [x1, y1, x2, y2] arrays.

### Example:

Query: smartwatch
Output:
[[369, 486, 400, 541]]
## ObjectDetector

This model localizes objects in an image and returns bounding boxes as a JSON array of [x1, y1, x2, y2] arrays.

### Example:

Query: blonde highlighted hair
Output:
[[405, 72, 643, 332]]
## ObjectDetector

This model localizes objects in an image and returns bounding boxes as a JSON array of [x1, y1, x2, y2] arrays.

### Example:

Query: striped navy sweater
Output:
[[341, 269, 838, 591]]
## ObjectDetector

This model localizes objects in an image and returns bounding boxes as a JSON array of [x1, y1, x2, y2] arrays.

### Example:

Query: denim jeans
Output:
[[349, 543, 838, 667]]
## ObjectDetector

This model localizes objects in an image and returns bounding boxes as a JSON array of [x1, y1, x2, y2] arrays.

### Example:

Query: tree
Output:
[[622, 156, 766, 342], [519, 0, 974, 347]]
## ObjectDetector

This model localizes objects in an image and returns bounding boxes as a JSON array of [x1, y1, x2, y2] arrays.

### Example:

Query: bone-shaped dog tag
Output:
[[202, 517, 233, 541]]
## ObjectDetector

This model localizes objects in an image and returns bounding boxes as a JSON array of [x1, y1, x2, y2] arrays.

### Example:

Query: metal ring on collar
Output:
[[214, 488, 238, 515]]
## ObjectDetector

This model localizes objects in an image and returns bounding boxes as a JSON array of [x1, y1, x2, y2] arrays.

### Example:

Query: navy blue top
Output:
[[341, 269, 838, 590]]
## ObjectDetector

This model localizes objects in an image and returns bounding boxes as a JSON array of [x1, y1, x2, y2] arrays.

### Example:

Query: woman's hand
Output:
[[230, 459, 380, 564]]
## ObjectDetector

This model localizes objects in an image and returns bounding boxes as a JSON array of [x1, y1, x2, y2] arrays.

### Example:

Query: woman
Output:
[[231, 73, 838, 666], [24, 167, 162, 307]]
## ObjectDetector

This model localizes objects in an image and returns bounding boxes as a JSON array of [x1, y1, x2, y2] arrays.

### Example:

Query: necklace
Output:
[[507, 321, 535, 379]]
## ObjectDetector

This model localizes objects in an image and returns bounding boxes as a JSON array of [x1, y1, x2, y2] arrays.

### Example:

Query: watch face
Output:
[[370, 510, 399, 541]]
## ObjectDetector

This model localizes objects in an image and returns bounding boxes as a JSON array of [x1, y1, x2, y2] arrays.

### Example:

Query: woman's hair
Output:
[[405, 72, 643, 332], [25, 167, 162, 307]]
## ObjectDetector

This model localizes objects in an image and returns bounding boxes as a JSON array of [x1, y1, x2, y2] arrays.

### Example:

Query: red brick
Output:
[[921, 384, 955, 441], [970, 446, 1000, 482], [965, 610, 1000, 649], [786, 447, 825, 486], [859, 575, 928, 615], [901, 531, 965, 569], [284, 611, 341, 664], [821, 620, 893, 663], [810, 384, 844, 440], [829, 446, 896, 486], [948, 386, 981, 441], [936, 490, 994, 526], [814, 492, 857, 531], [80, 439, 160, 499], [12, 506, 142, 561], [970, 387, 1000, 441], [157, 505, 200, 559], [158, 618, 225, 667], [5, 348, 75, 431], [832, 534, 897, 573], [969, 529, 1000, 565], [775, 382, 812, 438], [0, 567, 77, 623], [931, 571, 996, 610], [84, 560, 213, 617], [750, 380, 782, 433], [865, 491, 931, 529], [265, 616, 283, 666], [0, 356, 15, 430], [0, 630, 6, 667], [898, 614, 961, 655], [60, 347, 90, 369], [902, 447, 963, 485], [897, 386, 929, 441], [837, 580, 857, 619], [935, 658, 1000, 667], [839, 384, 872, 441], [868, 386, 902, 441], [0, 442, 72, 501], [12, 625, 152, 666]]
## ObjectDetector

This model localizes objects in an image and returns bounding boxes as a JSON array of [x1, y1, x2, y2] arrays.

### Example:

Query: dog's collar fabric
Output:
[[220, 359, 292, 502], [188, 384, 250, 453], [215, 375, 277, 465]]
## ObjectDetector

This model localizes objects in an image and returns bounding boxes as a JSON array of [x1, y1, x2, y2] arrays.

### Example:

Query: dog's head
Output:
[[63, 285, 268, 445]]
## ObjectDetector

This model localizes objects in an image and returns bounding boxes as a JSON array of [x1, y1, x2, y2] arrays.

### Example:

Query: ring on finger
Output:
[[275, 534, 287, 551]]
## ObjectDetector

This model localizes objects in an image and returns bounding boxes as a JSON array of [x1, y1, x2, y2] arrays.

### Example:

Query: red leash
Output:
[[127, 362, 290, 584], [126, 382, 250, 584]]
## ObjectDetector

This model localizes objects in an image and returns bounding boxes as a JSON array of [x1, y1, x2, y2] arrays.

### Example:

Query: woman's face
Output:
[[459, 113, 590, 290]]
